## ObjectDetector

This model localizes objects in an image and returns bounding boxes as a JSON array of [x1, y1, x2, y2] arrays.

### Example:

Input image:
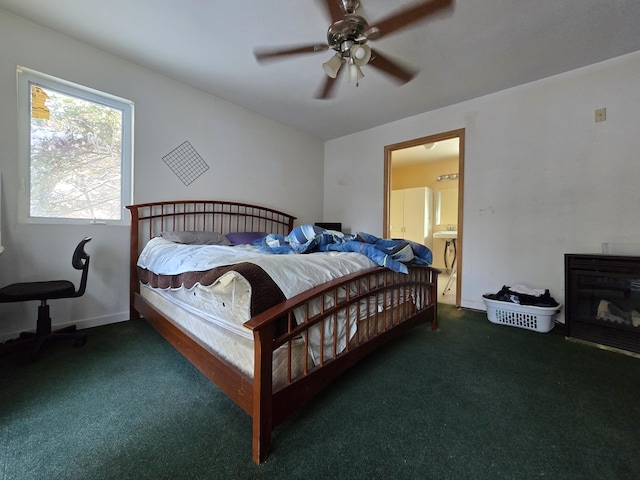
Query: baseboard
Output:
[[461, 298, 486, 311], [73, 312, 131, 330], [0, 312, 130, 343]]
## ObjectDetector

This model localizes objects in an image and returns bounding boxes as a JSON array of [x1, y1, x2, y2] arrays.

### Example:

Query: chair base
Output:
[[0, 304, 87, 361]]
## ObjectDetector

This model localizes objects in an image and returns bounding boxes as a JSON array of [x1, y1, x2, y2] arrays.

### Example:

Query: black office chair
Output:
[[0, 237, 91, 359]]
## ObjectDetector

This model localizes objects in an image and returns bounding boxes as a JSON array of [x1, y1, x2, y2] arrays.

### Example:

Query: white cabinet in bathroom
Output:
[[390, 187, 433, 248]]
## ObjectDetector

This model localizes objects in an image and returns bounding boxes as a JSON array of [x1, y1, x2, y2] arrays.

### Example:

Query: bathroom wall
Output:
[[392, 157, 459, 270]]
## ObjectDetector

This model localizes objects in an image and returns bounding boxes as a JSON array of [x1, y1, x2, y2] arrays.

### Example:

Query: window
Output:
[[17, 67, 133, 225]]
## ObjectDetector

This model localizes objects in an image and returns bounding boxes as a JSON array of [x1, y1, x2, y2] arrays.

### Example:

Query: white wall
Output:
[[0, 10, 324, 339], [324, 51, 640, 317]]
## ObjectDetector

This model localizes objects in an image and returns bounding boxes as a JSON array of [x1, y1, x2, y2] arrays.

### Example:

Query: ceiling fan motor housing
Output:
[[327, 14, 369, 56]]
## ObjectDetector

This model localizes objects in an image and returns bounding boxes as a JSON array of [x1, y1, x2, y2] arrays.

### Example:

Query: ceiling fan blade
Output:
[[320, 0, 345, 23], [315, 66, 344, 99], [368, 49, 417, 84], [254, 44, 329, 63], [366, 0, 454, 40]]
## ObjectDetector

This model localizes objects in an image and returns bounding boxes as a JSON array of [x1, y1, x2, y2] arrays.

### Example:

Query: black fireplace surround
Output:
[[565, 254, 640, 354]]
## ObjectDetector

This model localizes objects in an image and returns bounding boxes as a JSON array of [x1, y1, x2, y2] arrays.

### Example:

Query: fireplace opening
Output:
[[565, 254, 640, 355]]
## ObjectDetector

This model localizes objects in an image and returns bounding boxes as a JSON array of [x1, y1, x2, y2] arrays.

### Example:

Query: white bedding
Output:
[[138, 236, 378, 299], [137, 237, 381, 361]]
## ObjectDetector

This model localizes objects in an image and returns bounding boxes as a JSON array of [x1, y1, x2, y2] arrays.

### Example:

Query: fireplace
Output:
[[565, 254, 640, 354]]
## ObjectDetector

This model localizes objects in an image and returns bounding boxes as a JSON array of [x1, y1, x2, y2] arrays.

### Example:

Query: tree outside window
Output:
[[18, 67, 133, 225]]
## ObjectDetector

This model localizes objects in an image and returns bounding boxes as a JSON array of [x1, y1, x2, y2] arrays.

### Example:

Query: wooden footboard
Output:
[[127, 200, 439, 464], [245, 265, 438, 463]]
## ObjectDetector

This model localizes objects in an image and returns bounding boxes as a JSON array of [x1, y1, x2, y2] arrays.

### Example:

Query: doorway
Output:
[[384, 128, 465, 306]]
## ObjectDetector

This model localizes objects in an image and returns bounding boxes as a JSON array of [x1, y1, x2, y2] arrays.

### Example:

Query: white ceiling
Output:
[[2, 0, 639, 141], [392, 137, 459, 167]]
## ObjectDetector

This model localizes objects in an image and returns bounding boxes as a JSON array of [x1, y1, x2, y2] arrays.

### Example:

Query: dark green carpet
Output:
[[2, 305, 639, 479]]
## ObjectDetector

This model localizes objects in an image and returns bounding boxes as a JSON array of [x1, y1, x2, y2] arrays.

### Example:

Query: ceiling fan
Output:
[[254, 0, 454, 99]]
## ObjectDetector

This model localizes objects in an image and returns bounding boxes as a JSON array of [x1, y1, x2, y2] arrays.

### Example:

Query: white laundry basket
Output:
[[483, 297, 561, 333]]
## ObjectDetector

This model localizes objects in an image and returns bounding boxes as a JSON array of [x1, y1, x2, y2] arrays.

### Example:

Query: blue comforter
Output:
[[255, 224, 432, 274]]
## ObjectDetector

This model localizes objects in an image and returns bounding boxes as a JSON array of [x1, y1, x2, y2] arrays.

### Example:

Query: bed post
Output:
[[430, 269, 439, 329], [126, 205, 141, 321], [252, 323, 275, 464]]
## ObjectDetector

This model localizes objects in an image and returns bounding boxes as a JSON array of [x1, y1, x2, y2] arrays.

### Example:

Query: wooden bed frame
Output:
[[127, 200, 439, 463]]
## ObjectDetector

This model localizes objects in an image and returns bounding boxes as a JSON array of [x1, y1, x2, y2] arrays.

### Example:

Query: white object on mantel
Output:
[[602, 243, 640, 256]]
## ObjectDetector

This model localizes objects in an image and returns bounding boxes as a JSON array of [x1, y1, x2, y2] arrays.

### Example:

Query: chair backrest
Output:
[[72, 237, 91, 297]]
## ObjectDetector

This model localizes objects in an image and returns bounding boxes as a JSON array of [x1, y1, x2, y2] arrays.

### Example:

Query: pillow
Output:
[[225, 232, 267, 245], [160, 231, 231, 246]]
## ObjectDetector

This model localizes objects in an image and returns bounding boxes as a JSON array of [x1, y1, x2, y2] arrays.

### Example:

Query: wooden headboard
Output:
[[126, 200, 296, 319]]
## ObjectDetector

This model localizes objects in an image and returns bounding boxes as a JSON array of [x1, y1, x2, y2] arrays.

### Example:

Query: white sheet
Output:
[[138, 236, 379, 299]]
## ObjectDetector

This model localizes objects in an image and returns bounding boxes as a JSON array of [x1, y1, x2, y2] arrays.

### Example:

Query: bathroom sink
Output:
[[433, 231, 457, 239]]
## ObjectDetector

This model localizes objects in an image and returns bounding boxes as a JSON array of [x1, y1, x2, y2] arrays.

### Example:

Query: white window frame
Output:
[[17, 66, 134, 225]]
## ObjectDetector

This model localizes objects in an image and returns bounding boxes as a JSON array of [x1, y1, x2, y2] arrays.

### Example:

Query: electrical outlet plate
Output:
[[595, 108, 606, 122]]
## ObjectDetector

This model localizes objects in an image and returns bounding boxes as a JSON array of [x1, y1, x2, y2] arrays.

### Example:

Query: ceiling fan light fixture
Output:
[[348, 61, 364, 84], [322, 53, 343, 78], [350, 44, 371, 66]]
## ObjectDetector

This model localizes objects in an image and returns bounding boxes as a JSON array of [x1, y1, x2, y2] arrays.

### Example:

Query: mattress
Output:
[[137, 237, 419, 367], [137, 237, 380, 354], [140, 284, 309, 389]]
